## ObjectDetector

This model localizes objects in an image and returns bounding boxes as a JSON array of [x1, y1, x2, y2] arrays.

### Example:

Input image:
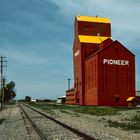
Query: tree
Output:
[[4, 81, 16, 103], [25, 96, 31, 102]]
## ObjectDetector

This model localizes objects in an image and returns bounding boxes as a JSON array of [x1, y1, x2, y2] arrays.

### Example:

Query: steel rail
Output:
[[22, 103, 97, 140], [19, 104, 48, 140]]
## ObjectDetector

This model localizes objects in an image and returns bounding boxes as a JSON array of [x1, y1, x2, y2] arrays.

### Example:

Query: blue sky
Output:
[[0, 0, 140, 99]]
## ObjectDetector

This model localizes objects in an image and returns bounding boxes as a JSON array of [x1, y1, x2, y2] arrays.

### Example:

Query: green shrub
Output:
[[131, 114, 140, 122], [75, 106, 119, 116], [0, 119, 6, 125], [107, 119, 140, 131]]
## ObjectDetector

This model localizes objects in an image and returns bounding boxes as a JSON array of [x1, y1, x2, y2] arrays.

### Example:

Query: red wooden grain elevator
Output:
[[66, 16, 135, 106]]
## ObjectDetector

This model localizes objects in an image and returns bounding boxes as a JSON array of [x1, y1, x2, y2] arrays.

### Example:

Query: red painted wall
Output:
[[85, 40, 135, 106], [85, 55, 98, 105], [73, 37, 82, 104], [72, 17, 111, 105], [98, 41, 135, 106], [77, 21, 111, 37], [65, 89, 75, 104]]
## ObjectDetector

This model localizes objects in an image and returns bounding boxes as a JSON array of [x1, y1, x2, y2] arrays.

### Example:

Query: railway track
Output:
[[19, 103, 96, 140], [19, 105, 42, 140]]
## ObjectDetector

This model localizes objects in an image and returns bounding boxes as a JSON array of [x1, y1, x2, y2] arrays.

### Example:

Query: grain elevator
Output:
[[66, 16, 135, 106]]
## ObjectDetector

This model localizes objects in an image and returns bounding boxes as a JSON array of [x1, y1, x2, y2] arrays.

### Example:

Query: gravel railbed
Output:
[[20, 104, 84, 140], [19, 106, 42, 140], [33, 106, 140, 140], [0, 105, 30, 140]]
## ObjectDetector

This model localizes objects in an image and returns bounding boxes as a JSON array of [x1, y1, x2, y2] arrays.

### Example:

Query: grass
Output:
[[0, 119, 6, 125], [131, 114, 140, 122], [74, 106, 120, 116], [28, 102, 129, 116], [107, 114, 140, 131], [28, 102, 140, 132], [8, 100, 16, 105], [59, 110, 81, 117], [107, 120, 140, 131]]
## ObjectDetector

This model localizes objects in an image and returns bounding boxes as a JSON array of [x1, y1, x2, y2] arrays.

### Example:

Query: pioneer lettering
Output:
[[103, 59, 129, 65]]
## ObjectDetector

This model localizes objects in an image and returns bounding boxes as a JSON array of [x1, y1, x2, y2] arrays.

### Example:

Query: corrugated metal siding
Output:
[[77, 21, 111, 37], [97, 42, 135, 106], [65, 90, 75, 104], [85, 55, 98, 105]]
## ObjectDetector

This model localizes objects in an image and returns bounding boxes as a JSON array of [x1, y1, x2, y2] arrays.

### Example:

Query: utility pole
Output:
[[0, 56, 7, 107], [2, 77, 7, 98], [2, 77, 6, 89]]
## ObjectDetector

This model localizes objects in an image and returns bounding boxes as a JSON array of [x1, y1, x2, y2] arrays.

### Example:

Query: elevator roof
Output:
[[76, 16, 110, 23], [78, 35, 112, 44]]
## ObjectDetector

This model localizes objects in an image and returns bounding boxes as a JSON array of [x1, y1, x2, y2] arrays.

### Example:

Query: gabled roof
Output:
[[114, 40, 135, 56], [78, 35, 112, 44], [76, 16, 110, 23], [126, 97, 135, 101], [86, 38, 135, 60], [57, 96, 66, 99], [99, 37, 114, 49]]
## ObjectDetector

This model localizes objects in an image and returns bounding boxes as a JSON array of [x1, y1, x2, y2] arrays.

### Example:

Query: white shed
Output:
[[57, 96, 66, 104]]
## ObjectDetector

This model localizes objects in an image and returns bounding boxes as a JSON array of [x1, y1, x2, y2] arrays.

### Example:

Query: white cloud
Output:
[[1, 0, 140, 99], [51, 0, 140, 46], [1, 47, 47, 66]]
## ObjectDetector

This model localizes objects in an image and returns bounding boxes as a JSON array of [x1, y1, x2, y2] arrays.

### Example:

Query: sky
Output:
[[0, 0, 140, 99]]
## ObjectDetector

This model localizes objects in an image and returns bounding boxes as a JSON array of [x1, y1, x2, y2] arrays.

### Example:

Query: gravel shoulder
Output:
[[0, 104, 30, 140], [35, 106, 140, 140], [2, 103, 140, 140], [54, 109, 140, 140]]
